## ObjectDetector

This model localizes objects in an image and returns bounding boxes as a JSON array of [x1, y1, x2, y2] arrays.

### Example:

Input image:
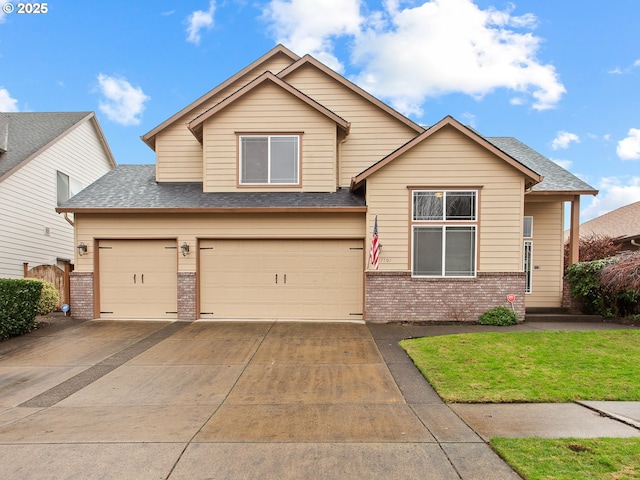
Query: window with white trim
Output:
[[239, 135, 299, 185], [412, 190, 478, 277], [524, 240, 533, 293], [56, 171, 82, 206], [523, 216, 533, 238]]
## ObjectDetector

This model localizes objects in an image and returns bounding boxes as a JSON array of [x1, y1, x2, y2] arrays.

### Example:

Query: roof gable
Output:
[[279, 55, 424, 134], [0, 112, 116, 183], [141, 44, 300, 150], [350, 116, 543, 190], [187, 71, 350, 142]]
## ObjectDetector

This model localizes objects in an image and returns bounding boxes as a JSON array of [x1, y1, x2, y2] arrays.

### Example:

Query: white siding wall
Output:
[[0, 120, 114, 278]]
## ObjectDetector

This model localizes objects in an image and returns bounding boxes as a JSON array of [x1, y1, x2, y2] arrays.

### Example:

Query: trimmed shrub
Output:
[[479, 306, 518, 326], [566, 258, 614, 316], [32, 279, 60, 315], [0, 279, 43, 339]]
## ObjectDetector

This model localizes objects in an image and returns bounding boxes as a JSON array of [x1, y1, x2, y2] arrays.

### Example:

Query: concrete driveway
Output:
[[0, 318, 520, 480]]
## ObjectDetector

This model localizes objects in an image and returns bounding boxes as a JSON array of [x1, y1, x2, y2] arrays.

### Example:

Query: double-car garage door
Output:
[[98, 239, 363, 320], [200, 239, 364, 320]]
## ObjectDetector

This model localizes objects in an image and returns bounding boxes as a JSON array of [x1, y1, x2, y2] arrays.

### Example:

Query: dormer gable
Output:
[[350, 115, 543, 191], [187, 71, 350, 143]]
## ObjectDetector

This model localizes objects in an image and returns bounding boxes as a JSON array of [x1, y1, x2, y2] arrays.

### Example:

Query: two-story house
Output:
[[0, 112, 116, 287], [58, 46, 596, 322]]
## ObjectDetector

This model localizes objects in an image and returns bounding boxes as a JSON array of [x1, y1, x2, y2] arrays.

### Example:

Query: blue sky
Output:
[[1, 0, 639, 221]]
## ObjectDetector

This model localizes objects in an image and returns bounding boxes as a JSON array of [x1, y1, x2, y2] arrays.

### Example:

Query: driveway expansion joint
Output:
[[18, 321, 191, 408]]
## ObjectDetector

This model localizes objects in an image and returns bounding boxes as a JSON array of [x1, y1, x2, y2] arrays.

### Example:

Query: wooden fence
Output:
[[23, 263, 70, 310]]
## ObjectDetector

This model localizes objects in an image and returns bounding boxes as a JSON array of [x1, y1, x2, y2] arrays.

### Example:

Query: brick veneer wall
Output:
[[562, 275, 583, 314], [177, 272, 197, 321], [365, 272, 526, 323], [69, 272, 94, 320]]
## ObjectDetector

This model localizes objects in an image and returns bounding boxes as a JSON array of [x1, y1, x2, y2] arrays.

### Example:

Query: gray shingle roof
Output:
[[0, 112, 92, 180], [58, 165, 366, 211], [487, 137, 597, 194]]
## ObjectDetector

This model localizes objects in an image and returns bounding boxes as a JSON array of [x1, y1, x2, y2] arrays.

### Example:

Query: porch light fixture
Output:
[[77, 242, 87, 256], [181, 242, 190, 256]]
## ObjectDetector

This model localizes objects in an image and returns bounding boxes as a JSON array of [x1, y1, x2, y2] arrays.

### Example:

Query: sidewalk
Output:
[[368, 319, 640, 441]]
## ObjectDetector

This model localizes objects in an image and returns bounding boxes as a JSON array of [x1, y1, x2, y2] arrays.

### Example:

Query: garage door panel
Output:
[[200, 239, 363, 320], [99, 240, 177, 319]]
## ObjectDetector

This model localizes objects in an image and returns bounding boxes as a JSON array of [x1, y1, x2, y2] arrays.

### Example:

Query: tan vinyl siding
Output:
[[524, 200, 565, 308], [284, 64, 418, 187], [0, 120, 113, 278], [202, 81, 336, 192], [73, 212, 365, 273], [155, 54, 296, 182], [364, 126, 525, 273]]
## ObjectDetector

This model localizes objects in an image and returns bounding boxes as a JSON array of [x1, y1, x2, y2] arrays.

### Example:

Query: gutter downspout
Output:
[[63, 213, 74, 226]]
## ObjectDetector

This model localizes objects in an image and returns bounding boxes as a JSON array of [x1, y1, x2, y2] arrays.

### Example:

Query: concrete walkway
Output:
[[0, 317, 637, 479]]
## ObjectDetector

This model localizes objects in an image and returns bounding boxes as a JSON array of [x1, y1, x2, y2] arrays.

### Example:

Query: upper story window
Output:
[[57, 171, 82, 206], [239, 135, 300, 185], [411, 189, 478, 277]]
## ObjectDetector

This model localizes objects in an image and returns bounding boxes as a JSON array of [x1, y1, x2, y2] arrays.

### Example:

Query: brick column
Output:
[[69, 272, 94, 320], [177, 272, 197, 321]]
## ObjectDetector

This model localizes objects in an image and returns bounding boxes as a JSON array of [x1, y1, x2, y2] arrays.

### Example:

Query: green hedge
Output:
[[0, 279, 43, 339]]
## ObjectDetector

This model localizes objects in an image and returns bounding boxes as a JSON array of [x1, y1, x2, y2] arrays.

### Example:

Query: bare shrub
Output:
[[600, 251, 640, 293], [564, 234, 618, 269]]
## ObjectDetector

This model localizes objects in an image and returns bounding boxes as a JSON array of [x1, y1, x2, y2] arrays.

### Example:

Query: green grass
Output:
[[491, 438, 640, 480], [399, 330, 640, 403]]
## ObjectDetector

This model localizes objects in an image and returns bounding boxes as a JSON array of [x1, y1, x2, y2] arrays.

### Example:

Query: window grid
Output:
[[411, 189, 478, 278]]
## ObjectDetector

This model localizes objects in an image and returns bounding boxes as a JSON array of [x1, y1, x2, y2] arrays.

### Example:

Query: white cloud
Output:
[[0, 87, 19, 111], [551, 157, 572, 170], [263, 0, 362, 72], [617, 128, 640, 160], [352, 0, 565, 116], [581, 176, 640, 222], [186, 1, 215, 45], [96, 74, 150, 126], [264, 0, 565, 116], [551, 131, 580, 150]]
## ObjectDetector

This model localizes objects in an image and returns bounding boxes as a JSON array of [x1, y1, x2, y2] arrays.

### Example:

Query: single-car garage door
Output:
[[98, 240, 178, 319], [200, 239, 364, 320]]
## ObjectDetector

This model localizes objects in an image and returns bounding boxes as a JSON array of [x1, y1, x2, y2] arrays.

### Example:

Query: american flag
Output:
[[370, 215, 380, 270]]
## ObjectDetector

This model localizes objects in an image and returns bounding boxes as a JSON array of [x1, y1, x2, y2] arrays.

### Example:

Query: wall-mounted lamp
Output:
[[77, 242, 87, 256], [181, 242, 190, 256]]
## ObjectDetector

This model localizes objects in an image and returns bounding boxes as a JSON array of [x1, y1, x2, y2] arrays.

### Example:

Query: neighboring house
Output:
[[574, 201, 640, 251], [0, 112, 116, 280], [57, 45, 597, 322]]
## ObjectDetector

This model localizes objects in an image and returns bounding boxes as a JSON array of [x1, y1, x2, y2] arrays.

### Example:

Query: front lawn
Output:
[[399, 330, 640, 403], [490, 438, 640, 480]]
